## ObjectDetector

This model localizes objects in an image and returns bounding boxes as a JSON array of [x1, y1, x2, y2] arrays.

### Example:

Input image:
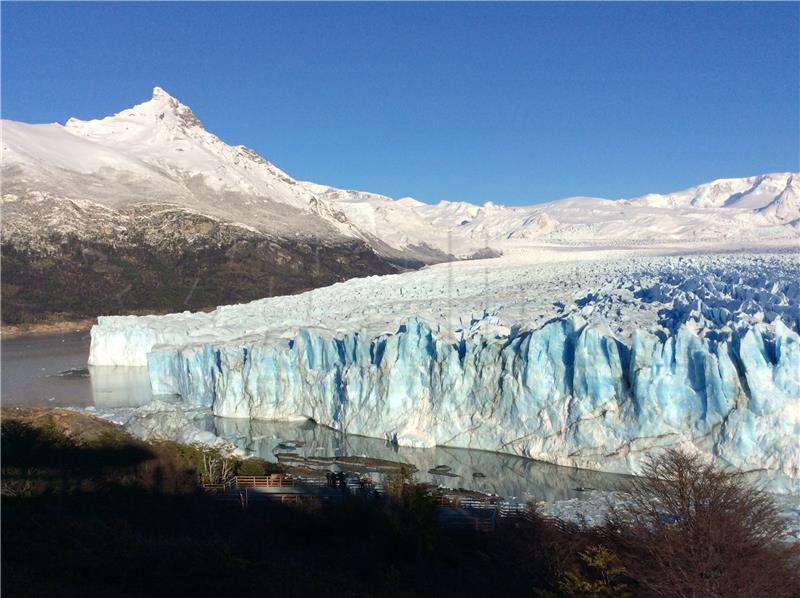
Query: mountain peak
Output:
[[151, 85, 173, 100], [64, 85, 203, 141], [145, 86, 202, 129]]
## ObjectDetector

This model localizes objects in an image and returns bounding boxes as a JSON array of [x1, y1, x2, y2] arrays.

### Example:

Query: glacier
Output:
[[140, 315, 800, 484], [89, 252, 800, 489]]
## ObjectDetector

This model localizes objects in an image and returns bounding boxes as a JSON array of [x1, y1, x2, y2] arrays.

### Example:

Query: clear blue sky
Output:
[[2, 2, 798, 205]]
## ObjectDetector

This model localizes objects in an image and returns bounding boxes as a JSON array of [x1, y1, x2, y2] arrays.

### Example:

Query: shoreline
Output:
[[1, 305, 223, 341], [0, 318, 96, 339]]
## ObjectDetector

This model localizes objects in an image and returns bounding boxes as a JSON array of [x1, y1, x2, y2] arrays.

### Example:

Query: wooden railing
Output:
[[438, 498, 573, 530], [203, 473, 369, 494], [438, 495, 498, 510], [230, 475, 298, 488]]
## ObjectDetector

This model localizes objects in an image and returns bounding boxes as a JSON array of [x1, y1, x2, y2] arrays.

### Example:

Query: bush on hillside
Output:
[[606, 449, 799, 597]]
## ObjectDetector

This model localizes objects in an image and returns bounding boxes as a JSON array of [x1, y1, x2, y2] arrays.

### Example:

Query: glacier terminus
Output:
[[90, 251, 800, 492]]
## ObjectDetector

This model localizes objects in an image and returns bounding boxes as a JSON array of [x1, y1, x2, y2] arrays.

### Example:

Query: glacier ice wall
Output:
[[88, 253, 800, 485], [144, 315, 800, 484]]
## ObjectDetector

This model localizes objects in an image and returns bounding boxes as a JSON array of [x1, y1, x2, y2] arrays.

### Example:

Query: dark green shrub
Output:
[[236, 459, 266, 476]]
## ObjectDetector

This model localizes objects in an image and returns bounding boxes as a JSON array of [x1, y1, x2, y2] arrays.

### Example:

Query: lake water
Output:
[[1, 332, 153, 408], [0, 332, 630, 502]]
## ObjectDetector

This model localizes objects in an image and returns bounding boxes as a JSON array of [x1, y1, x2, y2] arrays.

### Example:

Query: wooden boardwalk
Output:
[[204, 475, 574, 533], [203, 474, 358, 507]]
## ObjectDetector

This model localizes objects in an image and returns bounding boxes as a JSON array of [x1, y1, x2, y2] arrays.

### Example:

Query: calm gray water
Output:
[[1, 332, 152, 408], [211, 417, 629, 501], [1, 333, 628, 501]]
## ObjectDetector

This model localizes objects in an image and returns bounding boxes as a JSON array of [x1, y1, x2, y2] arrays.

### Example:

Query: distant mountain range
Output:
[[2, 86, 797, 323]]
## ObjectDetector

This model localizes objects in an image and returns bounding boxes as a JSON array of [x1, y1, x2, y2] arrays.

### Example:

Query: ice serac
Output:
[[143, 314, 800, 488]]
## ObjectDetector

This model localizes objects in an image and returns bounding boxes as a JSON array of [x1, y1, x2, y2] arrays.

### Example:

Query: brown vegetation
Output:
[[2, 412, 797, 596], [2, 222, 397, 324], [0, 317, 96, 338], [605, 449, 800, 598]]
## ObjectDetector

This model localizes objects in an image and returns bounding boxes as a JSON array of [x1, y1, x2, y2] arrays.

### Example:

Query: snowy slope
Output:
[[3, 86, 799, 263], [303, 174, 799, 257], [633, 174, 793, 209], [62, 87, 312, 211], [2, 88, 351, 241], [759, 174, 800, 222]]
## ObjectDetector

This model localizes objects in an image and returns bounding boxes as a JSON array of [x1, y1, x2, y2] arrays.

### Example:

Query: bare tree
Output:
[[200, 450, 234, 486], [605, 449, 799, 598]]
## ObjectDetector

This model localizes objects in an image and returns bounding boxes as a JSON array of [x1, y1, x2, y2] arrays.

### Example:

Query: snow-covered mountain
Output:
[[307, 173, 800, 257], [2, 87, 798, 322], [1, 89, 403, 323], [3, 87, 346, 239], [4, 86, 799, 254]]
